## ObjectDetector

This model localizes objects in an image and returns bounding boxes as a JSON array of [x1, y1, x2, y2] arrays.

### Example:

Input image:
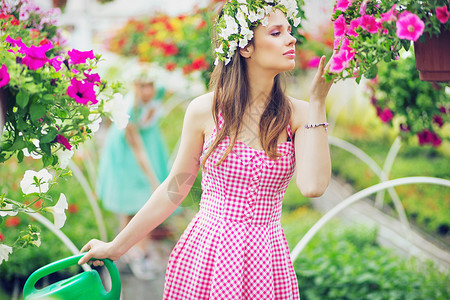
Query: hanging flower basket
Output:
[[414, 29, 450, 82]]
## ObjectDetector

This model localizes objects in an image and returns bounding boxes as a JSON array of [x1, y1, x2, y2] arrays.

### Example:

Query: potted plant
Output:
[[367, 53, 449, 147], [327, 0, 450, 83], [0, 0, 127, 262]]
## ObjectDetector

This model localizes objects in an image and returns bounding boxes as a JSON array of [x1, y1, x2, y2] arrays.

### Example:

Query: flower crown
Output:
[[214, 0, 302, 65]]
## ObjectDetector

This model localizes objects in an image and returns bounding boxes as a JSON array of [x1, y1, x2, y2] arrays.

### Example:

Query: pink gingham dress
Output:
[[164, 112, 300, 299]]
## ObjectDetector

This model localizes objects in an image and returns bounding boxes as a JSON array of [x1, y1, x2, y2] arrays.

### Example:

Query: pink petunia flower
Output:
[[0, 64, 10, 88], [334, 0, 351, 13], [396, 11, 425, 41], [359, 15, 380, 34], [329, 50, 351, 73], [54, 134, 72, 150], [49, 56, 64, 71], [84, 72, 101, 85], [380, 5, 398, 23], [347, 18, 361, 37], [433, 115, 444, 127], [417, 130, 442, 147], [333, 14, 348, 38], [359, 0, 369, 15], [22, 43, 53, 70], [436, 5, 449, 24], [67, 49, 95, 65], [67, 78, 98, 105], [6, 36, 26, 53], [379, 108, 394, 123]]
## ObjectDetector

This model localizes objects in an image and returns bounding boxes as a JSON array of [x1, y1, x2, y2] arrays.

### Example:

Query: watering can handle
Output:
[[23, 253, 121, 300]]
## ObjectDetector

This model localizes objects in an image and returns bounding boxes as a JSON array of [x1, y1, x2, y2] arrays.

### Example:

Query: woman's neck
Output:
[[247, 65, 276, 108]]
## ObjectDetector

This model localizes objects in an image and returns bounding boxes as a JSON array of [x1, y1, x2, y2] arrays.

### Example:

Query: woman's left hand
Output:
[[309, 55, 335, 104]]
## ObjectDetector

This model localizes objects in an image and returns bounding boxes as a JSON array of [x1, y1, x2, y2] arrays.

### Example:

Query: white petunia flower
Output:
[[23, 140, 42, 160], [237, 0, 247, 4], [247, 10, 259, 23], [87, 113, 102, 133], [240, 5, 249, 16], [57, 149, 74, 169], [215, 45, 224, 54], [239, 38, 249, 48], [31, 233, 41, 247], [294, 16, 301, 27], [47, 193, 68, 229], [20, 169, 53, 195], [241, 26, 254, 41], [0, 204, 18, 217], [236, 9, 248, 28], [0, 244, 13, 264], [214, 57, 220, 66], [256, 8, 265, 20], [224, 14, 239, 36], [261, 16, 269, 27], [229, 40, 238, 53], [104, 93, 130, 130]]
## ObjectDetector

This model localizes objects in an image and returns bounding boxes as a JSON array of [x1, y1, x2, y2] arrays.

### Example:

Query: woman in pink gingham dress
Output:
[[80, 1, 334, 299]]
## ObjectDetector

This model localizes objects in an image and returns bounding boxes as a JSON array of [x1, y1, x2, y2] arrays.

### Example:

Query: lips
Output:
[[284, 49, 295, 55]]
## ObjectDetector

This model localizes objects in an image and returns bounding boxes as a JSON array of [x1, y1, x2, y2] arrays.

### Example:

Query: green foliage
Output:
[[289, 223, 450, 299]]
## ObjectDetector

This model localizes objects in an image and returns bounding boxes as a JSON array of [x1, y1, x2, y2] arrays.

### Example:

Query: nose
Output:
[[287, 33, 296, 47]]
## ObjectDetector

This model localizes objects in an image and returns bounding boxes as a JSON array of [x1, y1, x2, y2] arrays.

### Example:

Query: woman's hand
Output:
[[308, 55, 335, 104], [78, 239, 119, 266]]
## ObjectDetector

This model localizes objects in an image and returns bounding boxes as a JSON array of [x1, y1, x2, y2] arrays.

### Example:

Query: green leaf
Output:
[[364, 65, 378, 79], [16, 90, 30, 108], [29, 102, 46, 123], [42, 154, 53, 167], [17, 149, 24, 163], [40, 142, 51, 156], [40, 127, 58, 143]]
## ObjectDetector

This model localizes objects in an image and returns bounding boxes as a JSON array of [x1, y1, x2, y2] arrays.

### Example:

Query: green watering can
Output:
[[23, 253, 121, 300]]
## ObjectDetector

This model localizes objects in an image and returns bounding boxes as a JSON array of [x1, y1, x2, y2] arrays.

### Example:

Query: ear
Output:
[[239, 44, 254, 59]]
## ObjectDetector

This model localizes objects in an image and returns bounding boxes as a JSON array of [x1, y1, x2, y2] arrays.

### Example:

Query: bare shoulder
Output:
[[287, 96, 309, 133], [184, 92, 214, 136]]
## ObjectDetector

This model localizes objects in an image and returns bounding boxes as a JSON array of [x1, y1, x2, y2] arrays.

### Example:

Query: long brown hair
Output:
[[201, 6, 292, 169]]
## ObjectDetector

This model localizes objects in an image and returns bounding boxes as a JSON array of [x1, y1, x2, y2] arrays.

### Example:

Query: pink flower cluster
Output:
[[329, 2, 450, 74]]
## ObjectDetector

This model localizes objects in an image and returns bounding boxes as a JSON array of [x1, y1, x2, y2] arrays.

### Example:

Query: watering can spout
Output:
[[23, 253, 121, 300]]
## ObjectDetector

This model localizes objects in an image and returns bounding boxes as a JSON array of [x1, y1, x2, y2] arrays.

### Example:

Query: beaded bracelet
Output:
[[305, 122, 329, 131]]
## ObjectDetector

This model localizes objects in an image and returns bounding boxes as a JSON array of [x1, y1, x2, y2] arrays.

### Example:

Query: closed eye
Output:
[[271, 31, 281, 36]]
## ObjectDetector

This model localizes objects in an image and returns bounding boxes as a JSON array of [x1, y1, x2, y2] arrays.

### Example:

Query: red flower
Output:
[[191, 57, 209, 71], [0, 232, 4, 242], [0, 14, 13, 20], [165, 62, 177, 71], [436, 5, 450, 24], [379, 108, 394, 123], [161, 43, 179, 56], [54, 134, 72, 150], [196, 20, 207, 30], [6, 216, 21, 227], [433, 115, 444, 127], [10, 18, 20, 26], [68, 203, 79, 214], [33, 199, 44, 209]]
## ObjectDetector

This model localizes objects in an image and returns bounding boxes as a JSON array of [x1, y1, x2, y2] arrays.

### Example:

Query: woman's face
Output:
[[134, 81, 155, 103], [245, 9, 296, 73]]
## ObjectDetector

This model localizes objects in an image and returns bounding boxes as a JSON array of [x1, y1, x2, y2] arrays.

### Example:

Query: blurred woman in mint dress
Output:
[[96, 78, 169, 279]]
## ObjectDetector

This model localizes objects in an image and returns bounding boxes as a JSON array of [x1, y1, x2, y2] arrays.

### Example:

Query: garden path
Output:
[[311, 176, 450, 271]]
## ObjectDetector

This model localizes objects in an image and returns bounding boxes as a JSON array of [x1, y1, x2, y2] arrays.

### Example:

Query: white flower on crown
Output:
[[261, 16, 269, 27], [237, 0, 247, 4], [215, 45, 225, 54], [240, 5, 249, 16], [220, 14, 239, 40], [241, 26, 254, 41], [236, 9, 248, 28]]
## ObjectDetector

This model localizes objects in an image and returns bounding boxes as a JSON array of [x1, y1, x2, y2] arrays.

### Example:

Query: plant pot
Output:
[[0, 88, 13, 137], [414, 30, 450, 82], [52, 0, 68, 10]]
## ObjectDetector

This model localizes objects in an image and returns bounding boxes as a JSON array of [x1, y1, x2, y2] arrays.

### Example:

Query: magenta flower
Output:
[[49, 56, 63, 71], [68, 49, 95, 65], [359, 15, 380, 34], [334, 0, 351, 13], [379, 108, 393, 123], [436, 5, 449, 24], [307, 56, 321, 69], [67, 78, 98, 105], [347, 19, 360, 37], [22, 43, 53, 70], [329, 50, 351, 73], [380, 5, 397, 23], [433, 115, 444, 127], [6, 36, 26, 53], [84, 72, 101, 85], [417, 130, 442, 147], [359, 0, 369, 15], [396, 11, 425, 41], [0, 64, 10, 88], [333, 15, 348, 38], [54, 134, 72, 150]]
